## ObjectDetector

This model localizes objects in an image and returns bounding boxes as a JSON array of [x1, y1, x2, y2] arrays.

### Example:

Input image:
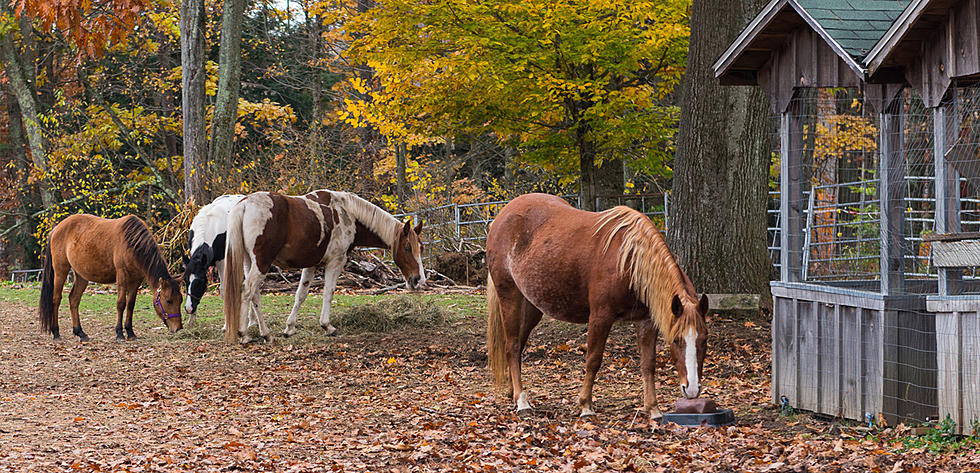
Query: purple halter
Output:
[[154, 295, 182, 319]]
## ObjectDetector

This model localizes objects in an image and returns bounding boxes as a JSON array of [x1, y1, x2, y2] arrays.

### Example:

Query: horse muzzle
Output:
[[681, 384, 702, 399], [407, 275, 421, 289]]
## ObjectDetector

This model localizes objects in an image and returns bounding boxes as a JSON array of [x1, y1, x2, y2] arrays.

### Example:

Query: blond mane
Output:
[[594, 206, 695, 342], [330, 191, 401, 246]]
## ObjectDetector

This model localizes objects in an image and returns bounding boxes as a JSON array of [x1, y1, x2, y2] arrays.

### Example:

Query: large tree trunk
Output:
[[209, 0, 246, 170], [0, 18, 54, 208], [669, 0, 772, 298], [181, 0, 207, 204]]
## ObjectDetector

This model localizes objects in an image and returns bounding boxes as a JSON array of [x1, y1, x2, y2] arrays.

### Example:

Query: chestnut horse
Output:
[[39, 214, 184, 341], [223, 190, 425, 344], [486, 193, 708, 420]]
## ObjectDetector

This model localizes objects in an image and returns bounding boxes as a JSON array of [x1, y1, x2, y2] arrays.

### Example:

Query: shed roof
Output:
[[799, 0, 909, 58], [714, 0, 910, 84]]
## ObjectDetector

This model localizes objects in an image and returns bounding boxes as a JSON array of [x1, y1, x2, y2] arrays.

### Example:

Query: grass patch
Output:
[[896, 416, 980, 454], [0, 285, 483, 341], [334, 295, 455, 333]]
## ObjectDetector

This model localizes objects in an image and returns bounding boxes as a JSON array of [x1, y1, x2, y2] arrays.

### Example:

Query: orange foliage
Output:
[[13, 0, 150, 57]]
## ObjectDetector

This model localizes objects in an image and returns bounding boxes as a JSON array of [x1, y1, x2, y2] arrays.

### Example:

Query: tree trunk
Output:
[[354, 0, 379, 192], [181, 0, 207, 204], [669, 0, 773, 298], [0, 20, 54, 208], [209, 0, 246, 170], [395, 142, 407, 206], [595, 157, 624, 210], [577, 121, 598, 211]]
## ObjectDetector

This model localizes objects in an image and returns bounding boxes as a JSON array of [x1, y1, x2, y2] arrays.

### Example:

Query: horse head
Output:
[[392, 217, 425, 289], [154, 277, 184, 333], [668, 293, 709, 399], [182, 245, 212, 314]]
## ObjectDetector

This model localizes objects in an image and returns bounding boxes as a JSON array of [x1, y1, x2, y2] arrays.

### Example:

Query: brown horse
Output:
[[39, 214, 184, 341], [223, 190, 425, 344], [486, 193, 708, 420]]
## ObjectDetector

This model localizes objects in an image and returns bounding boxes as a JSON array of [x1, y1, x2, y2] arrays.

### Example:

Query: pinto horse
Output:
[[39, 214, 184, 341], [223, 190, 425, 344], [182, 194, 244, 320], [486, 193, 708, 420]]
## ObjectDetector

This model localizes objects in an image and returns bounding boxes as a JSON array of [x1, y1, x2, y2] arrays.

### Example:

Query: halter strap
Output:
[[154, 295, 182, 319]]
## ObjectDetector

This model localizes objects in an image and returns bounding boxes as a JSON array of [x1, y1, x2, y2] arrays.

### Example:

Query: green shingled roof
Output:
[[796, 0, 911, 59]]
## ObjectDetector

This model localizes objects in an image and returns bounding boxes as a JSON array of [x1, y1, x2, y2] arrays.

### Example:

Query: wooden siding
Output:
[[772, 283, 935, 425], [928, 297, 980, 435], [758, 27, 864, 113]]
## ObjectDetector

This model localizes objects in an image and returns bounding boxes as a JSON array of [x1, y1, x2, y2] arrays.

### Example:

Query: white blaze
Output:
[[683, 328, 700, 399], [185, 274, 196, 313], [416, 253, 426, 286]]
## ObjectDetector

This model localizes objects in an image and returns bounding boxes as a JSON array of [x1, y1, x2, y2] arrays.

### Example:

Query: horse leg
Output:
[[238, 266, 265, 343], [317, 261, 345, 336], [578, 314, 614, 418], [124, 284, 138, 340], [49, 269, 69, 340], [68, 276, 90, 342], [636, 319, 662, 421], [283, 267, 314, 337], [497, 293, 532, 412], [113, 281, 127, 341]]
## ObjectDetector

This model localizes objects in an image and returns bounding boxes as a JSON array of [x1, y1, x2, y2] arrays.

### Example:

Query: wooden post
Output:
[[780, 99, 804, 282], [879, 96, 905, 295], [933, 101, 962, 296]]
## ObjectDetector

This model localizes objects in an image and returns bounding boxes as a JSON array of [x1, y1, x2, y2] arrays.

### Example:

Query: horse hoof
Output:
[[516, 408, 534, 418], [116, 336, 126, 343], [126, 335, 137, 341], [321, 325, 337, 336], [79, 335, 90, 343], [579, 409, 597, 418], [261, 335, 271, 344]]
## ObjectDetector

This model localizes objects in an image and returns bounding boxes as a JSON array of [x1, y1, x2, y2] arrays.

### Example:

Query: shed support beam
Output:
[[780, 99, 805, 282], [933, 101, 962, 296], [879, 96, 905, 295]]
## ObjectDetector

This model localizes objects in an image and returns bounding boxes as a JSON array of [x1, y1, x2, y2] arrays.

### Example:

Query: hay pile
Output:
[[334, 295, 453, 333]]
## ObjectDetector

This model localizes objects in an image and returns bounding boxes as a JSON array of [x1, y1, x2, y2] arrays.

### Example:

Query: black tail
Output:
[[39, 246, 55, 334]]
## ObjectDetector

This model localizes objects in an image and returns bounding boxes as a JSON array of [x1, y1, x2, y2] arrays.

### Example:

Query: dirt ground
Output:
[[0, 289, 977, 472]]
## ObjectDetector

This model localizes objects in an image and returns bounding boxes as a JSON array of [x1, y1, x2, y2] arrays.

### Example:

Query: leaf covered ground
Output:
[[0, 286, 978, 472]]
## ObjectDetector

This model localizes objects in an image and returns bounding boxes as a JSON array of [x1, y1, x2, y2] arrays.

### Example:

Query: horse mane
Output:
[[332, 191, 400, 246], [594, 206, 695, 342], [120, 216, 173, 285]]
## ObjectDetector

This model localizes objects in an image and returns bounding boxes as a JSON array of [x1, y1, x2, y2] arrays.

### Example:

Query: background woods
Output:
[[0, 0, 735, 292]]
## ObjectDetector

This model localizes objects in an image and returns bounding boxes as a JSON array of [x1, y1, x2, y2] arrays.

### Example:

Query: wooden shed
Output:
[[715, 0, 980, 432]]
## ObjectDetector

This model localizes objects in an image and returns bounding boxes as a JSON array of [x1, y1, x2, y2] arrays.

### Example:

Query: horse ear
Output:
[[414, 219, 423, 235], [671, 294, 683, 318], [698, 294, 709, 315], [402, 217, 413, 235]]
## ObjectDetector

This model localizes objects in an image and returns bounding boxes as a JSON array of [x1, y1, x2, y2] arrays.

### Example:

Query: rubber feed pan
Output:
[[660, 408, 735, 427]]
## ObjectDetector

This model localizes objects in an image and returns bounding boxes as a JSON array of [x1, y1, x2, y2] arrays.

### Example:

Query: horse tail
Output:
[[222, 202, 245, 343], [486, 274, 510, 391], [39, 245, 56, 334]]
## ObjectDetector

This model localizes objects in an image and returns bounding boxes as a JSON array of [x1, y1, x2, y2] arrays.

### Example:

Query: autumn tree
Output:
[[343, 0, 689, 210], [209, 0, 246, 171], [181, 0, 206, 203], [669, 0, 772, 297]]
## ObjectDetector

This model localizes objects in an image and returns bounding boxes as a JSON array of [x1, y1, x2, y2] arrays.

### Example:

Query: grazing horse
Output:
[[183, 194, 244, 320], [486, 193, 708, 420], [39, 214, 184, 341], [223, 190, 425, 344]]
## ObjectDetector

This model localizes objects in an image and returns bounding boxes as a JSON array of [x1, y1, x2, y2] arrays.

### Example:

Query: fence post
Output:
[[454, 204, 461, 250]]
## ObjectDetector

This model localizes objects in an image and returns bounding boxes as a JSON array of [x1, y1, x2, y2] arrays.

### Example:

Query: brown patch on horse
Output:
[[253, 193, 335, 272], [594, 206, 698, 343]]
